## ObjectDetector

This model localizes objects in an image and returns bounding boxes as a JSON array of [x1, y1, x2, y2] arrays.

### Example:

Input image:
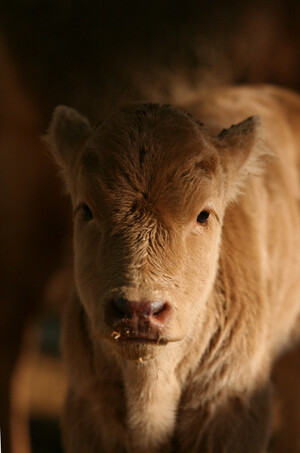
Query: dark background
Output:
[[1, 0, 300, 120], [0, 1, 300, 452]]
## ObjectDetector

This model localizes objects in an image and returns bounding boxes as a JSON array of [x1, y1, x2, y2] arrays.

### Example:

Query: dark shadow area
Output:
[[270, 340, 300, 453], [30, 417, 63, 453]]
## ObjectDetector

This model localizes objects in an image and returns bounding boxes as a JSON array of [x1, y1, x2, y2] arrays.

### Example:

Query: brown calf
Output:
[[46, 85, 300, 452]]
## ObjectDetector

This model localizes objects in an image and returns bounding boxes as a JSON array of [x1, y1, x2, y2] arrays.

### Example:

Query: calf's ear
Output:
[[216, 115, 269, 201], [44, 105, 91, 176]]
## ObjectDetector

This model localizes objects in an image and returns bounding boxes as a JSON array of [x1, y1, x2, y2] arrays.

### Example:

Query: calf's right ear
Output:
[[215, 115, 270, 202], [44, 105, 91, 174]]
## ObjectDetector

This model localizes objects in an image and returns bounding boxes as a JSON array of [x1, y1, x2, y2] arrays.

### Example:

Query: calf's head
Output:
[[46, 103, 263, 360]]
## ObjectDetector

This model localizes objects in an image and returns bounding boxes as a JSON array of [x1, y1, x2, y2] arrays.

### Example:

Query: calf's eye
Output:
[[82, 203, 93, 221], [197, 211, 209, 224]]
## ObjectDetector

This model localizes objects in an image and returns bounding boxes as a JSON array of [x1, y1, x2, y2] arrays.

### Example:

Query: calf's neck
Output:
[[46, 85, 300, 452]]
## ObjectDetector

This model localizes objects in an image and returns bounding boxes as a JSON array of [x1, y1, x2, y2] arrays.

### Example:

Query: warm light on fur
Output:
[[46, 85, 300, 452]]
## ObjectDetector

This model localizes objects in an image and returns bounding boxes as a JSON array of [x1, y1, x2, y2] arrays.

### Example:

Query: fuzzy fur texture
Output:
[[46, 85, 300, 452]]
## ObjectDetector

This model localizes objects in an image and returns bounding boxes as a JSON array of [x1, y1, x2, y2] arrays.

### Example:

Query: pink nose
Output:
[[109, 297, 170, 328]]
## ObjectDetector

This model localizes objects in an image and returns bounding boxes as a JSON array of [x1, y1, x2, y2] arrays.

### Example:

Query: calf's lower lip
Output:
[[115, 337, 168, 345], [92, 330, 167, 345]]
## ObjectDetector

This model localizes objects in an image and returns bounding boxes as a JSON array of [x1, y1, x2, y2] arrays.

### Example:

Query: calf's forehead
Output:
[[75, 105, 222, 224], [90, 104, 213, 167], [80, 104, 219, 196]]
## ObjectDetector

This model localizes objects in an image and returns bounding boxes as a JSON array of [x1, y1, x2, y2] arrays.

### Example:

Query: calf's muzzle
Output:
[[105, 297, 171, 341]]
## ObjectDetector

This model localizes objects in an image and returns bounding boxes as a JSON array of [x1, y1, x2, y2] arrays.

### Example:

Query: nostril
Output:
[[150, 301, 170, 324], [113, 297, 131, 317], [150, 300, 166, 316]]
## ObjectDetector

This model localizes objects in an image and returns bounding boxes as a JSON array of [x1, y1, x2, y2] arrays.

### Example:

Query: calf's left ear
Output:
[[216, 116, 269, 200], [44, 105, 91, 173]]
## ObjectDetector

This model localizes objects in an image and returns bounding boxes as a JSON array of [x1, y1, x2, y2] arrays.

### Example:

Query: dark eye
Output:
[[197, 211, 210, 224], [82, 203, 93, 221]]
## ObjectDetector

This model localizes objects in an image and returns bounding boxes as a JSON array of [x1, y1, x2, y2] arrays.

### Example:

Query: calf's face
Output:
[[46, 103, 262, 360]]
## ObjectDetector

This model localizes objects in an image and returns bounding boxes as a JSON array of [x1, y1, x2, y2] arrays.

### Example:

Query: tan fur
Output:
[[46, 85, 300, 452]]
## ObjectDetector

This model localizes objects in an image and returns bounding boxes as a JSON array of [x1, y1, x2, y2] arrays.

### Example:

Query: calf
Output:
[[46, 85, 300, 452]]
